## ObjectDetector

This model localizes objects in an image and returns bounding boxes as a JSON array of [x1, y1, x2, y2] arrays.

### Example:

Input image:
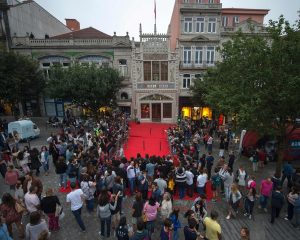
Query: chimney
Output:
[[65, 19, 80, 31]]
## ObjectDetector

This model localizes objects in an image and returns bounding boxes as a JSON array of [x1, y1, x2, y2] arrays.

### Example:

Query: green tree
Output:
[[0, 51, 45, 116], [192, 15, 300, 173], [47, 63, 122, 117]]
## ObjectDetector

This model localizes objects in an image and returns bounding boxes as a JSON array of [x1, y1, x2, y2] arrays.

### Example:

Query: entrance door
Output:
[[152, 103, 161, 122]]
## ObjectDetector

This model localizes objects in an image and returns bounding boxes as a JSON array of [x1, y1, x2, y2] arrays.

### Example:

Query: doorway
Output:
[[151, 103, 161, 122]]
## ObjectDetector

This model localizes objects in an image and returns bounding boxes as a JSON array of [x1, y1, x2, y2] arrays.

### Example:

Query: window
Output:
[[206, 47, 215, 65], [119, 59, 128, 77], [141, 104, 150, 118], [183, 74, 191, 89], [233, 16, 239, 26], [208, 18, 216, 33], [222, 16, 228, 27], [161, 61, 168, 81], [152, 61, 160, 81], [62, 62, 70, 67], [196, 0, 203, 3], [183, 47, 192, 64], [163, 103, 172, 118], [195, 47, 203, 64], [42, 62, 50, 67], [208, 0, 214, 3], [143, 61, 169, 81], [183, 0, 189, 3], [121, 92, 128, 100], [184, 17, 193, 33], [144, 61, 151, 81], [195, 17, 205, 33]]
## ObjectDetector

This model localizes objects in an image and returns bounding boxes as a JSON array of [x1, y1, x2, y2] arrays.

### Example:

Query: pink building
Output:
[[221, 8, 269, 28], [168, 0, 269, 120]]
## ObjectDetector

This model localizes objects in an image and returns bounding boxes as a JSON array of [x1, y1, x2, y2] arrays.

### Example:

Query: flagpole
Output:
[[154, 0, 157, 35]]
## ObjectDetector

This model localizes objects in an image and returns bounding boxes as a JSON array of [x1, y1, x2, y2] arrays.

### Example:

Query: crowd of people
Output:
[[0, 114, 299, 240]]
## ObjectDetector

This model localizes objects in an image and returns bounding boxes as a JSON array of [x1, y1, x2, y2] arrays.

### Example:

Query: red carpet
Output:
[[58, 181, 79, 193], [124, 122, 173, 159]]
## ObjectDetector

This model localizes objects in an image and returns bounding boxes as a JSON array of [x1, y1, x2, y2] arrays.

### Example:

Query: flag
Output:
[[154, 0, 156, 21]]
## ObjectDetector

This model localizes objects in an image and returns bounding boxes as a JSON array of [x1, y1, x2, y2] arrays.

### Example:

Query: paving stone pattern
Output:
[[0, 117, 299, 240]]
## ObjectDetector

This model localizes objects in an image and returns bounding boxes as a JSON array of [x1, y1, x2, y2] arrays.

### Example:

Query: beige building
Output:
[[3, 0, 269, 123], [11, 23, 132, 117], [131, 25, 179, 123]]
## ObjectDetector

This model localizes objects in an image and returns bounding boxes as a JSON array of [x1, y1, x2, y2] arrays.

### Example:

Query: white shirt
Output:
[[154, 178, 167, 195], [185, 171, 194, 186], [127, 165, 136, 179], [197, 174, 207, 187], [66, 189, 84, 211], [207, 136, 213, 145], [24, 193, 40, 213]]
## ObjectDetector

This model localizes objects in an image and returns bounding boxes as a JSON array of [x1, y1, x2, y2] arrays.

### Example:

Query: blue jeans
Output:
[[146, 221, 154, 239], [128, 177, 135, 195], [197, 186, 205, 196], [207, 144, 212, 152], [260, 195, 269, 209], [173, 229, 179, 240], [100, 216, 111, 237], [42, 160, 49, 172], [72, 207, 86, 231], [59, 173, 67, 188], [86, 199, 94, 212], [178, 185, 185, 199], [224, 186, 231, 201]]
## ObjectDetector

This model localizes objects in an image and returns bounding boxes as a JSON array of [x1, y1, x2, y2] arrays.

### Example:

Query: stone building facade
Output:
[[168, 0, 269, 121], [3, 0, 270, 123], [131, 25, 179, 123], [11, 27, 132, 117]]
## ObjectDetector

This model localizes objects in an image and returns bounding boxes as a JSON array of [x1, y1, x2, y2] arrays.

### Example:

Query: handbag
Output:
[[142, 203, 148, 222], [142, 212, 148, 223], [15, 201, 26, 213], [55, 204, 63, 217]]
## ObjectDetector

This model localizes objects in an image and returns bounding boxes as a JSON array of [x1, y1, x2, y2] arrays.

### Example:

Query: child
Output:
[[169, 208, 181, 240]]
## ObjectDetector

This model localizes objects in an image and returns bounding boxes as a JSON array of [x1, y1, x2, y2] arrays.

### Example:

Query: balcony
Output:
[[136, 82, 176, 89], [180, 3, 221, 13], [179, 61, 216, 69]]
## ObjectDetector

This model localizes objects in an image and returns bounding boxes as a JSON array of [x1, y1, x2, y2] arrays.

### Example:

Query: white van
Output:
[[8, 120, 40, 140]]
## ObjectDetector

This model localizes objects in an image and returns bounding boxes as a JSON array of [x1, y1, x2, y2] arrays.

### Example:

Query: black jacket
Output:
[[271, 191, 284, 208]]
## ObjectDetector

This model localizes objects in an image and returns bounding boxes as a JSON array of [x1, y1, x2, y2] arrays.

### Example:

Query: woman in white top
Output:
[[236, 166, 247, 194], [160, 192, 172, 220], [226, 183, 242, 220]]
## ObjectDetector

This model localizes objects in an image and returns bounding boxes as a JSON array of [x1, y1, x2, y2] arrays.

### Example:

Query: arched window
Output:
[[121, 92, 129, 100]]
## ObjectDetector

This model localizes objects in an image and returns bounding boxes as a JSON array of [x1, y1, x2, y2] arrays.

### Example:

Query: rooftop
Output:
[[50, 27, 112, 40]]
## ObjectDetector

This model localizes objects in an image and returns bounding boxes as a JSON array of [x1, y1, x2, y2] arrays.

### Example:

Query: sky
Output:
[[34, 0, 299, 39]]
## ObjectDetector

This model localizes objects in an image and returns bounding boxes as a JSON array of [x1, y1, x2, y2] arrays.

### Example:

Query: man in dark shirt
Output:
[[206, 152, 215, 179]]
